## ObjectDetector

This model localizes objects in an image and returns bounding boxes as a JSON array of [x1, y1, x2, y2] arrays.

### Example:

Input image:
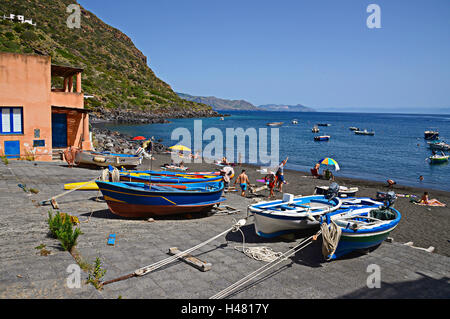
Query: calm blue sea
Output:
[[96, 111, 450, 192]]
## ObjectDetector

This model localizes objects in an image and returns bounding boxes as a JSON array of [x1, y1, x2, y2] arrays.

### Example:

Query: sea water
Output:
[[96, 111, 450, 192]]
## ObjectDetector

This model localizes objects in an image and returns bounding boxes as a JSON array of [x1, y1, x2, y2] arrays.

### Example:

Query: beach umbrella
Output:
[[170, 144, 191, 152], [132, 136, 146, 141], [317, 158, 340, 171]]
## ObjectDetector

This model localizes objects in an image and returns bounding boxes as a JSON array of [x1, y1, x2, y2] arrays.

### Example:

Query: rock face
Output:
[[90, 107, 221, 124], [92, 127, 169, 154]]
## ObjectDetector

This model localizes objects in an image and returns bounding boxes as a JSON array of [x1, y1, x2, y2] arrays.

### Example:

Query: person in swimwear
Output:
[[420, 192, 446, 206], [235, 169, 250, 197], [265, 171, 277, 199]]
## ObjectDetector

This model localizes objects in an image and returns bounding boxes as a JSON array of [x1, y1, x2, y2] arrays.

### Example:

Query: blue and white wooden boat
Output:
[[248, 193, 343, 238], [322, 194, 401, 260], [95, 181, 225, 218]]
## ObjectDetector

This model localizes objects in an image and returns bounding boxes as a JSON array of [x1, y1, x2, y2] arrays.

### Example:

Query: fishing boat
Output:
[[428, 154, 449, 164], [267, 122, 284, 127], [349, 127, 359, 131], [119, 171, 224, 184], [292, 119, 299, 124], [314, 135, 330, 142], [428, 141, 450, 152], [249, 192, 343, 238], [322, 193, 401, 260], [96, 181, 225, 217], [312, 126, 320, 133], [314, 185, 359, 197], [424, 130, 439, 140], [74, 150, 142, 168], [354, 129, 375, 136]]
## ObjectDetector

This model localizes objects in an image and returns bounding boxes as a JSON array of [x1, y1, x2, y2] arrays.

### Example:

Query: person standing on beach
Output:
[[265, 171, 277, 199], [220, 166, 234, 190], [235, 170, 250, 197], [276, 157, 288, 192]]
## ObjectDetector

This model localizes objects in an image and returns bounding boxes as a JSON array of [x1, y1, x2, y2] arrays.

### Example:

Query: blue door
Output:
[[52, 113, 67, 148], [4, 141, 20, 159]]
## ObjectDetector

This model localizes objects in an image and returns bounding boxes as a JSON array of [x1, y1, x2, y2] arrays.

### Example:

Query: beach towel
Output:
[[415, 201, 446, 207]]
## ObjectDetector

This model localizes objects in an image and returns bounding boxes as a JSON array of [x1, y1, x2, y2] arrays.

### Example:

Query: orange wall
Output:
[[0, 53, 53, 161], [51, 91, 84, 109]]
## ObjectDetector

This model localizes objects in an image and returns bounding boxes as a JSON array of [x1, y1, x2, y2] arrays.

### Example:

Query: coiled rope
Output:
[[320, 220, 342, 261]]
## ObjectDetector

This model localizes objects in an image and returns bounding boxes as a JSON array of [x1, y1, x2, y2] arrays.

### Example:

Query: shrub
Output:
[[47, 211, 83, 251], [87, 257, 107, 289]]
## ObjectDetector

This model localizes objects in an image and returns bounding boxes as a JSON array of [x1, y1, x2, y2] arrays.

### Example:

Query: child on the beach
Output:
[[265, 172, 277, 199], [235, 170, 250, 197], [276, 157, 288, 192]]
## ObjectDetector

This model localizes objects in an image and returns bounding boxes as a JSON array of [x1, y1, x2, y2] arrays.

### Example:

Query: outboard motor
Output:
[[325, 182, 340, 201], [376, 191, 397, 208]]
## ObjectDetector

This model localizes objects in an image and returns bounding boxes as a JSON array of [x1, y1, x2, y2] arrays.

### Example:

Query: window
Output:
[[0, 107, 23, 134]]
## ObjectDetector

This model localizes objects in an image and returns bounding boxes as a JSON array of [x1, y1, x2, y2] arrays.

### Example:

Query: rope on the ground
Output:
[[210, 230, 321, 299], [101, 219, 248, 286], [233, 227, 284, 263], [320, 220, 341, 261]]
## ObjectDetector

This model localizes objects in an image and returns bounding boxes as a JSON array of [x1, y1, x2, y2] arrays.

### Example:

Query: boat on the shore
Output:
[[267, 122, 284, 127], [424, 130, 439, 140], [322, 194, 401, 260], [314, 135, 330, 142], [312, 126, 320, 133], [428, 153, 449, 165], [74, 150, 142, 168], [119, 171, 224, 184], [96, 180, 225, 218], [249, 193, 343, 238], [314, 185, 359, 197], [354, 129, 375, 136]]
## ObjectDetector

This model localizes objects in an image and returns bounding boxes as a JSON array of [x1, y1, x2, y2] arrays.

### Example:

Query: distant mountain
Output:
[[177, 93, 259, 111], [257, 104, 316, 112]]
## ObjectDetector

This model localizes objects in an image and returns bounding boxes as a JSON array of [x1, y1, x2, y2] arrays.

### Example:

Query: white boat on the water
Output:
[[267, 122, 284, 127], [355, 129, 375, 136], [312, 126, 320, 133], [292, 119, 299, 124]]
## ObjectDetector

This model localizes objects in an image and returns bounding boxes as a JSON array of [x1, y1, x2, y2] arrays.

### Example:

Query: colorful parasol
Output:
[[132, 136, 146, 141], [317, 158, 340, 171]]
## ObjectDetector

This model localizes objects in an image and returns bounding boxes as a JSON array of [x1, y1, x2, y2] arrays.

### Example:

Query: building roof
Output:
[[51, 64, 83, 78]]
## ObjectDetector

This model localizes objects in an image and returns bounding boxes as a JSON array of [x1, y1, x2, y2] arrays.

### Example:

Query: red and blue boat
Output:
[[96, 181, 225, 218]]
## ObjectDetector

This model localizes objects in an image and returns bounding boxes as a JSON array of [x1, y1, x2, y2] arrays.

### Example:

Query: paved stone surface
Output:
[[0, 160, 449, 299]]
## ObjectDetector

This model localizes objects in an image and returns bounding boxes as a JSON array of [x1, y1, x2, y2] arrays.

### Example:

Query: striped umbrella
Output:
[[317, 158, 340, 171]]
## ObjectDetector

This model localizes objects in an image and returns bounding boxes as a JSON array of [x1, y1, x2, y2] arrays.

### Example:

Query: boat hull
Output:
[[75, 151, 141, 168], [96, 181, 225, 218]]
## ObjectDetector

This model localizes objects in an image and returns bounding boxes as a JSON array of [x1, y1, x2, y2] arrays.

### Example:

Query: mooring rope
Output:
[[233, 227, 284, 263], [320, 220, 342, 261], [210, 230, 321, 299], [101, 219, 247, 286]]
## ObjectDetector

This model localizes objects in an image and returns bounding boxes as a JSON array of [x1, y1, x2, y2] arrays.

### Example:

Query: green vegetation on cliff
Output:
[[0, 0, 214, 116]]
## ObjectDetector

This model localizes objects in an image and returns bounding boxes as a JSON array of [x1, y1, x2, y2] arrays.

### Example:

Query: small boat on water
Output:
[[96, 181, 225, 218], [428, 141, 450, 152], [220, 117, 225, 121], [424, 130, 439, 140], [74, 151, 142, 168], [314, 135, 330, 142], [354, 129, 375, 136], [292, 119, 299, 124], [249, 193, 343, 238], [267, 122, 284, 127], [317, 123, 331, 127], [349, 127, 359, 131], [322, 192, 401, 260], [312, 126, 320, 133], [428, 153, 449, 165]]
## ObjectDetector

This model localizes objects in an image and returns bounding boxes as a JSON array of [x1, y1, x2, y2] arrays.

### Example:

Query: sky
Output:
[[78, 0, 450, 113]]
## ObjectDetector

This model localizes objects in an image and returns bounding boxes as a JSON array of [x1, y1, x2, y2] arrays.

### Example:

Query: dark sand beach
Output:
[[145, 152, 450, 257]]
